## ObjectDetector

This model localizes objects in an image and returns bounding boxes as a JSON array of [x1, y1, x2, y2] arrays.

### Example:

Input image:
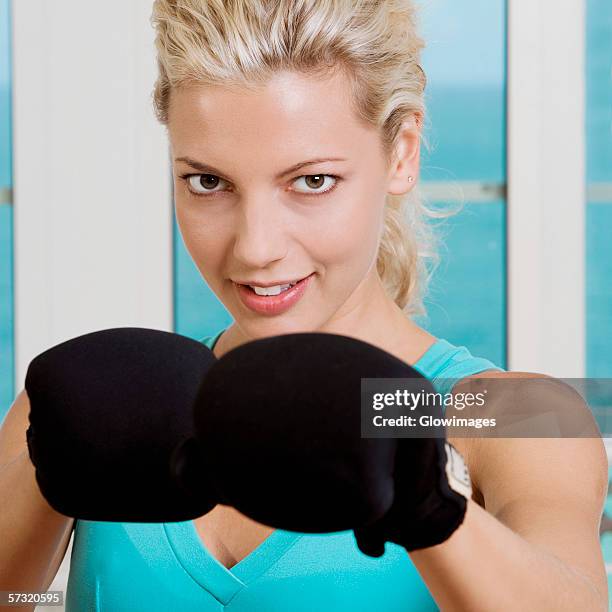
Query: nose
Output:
[[232, 196, 288, 269]]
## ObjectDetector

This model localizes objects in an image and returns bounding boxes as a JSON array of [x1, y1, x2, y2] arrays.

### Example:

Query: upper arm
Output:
[[0, 389, 31, 469], [465, 374, 608, 603]]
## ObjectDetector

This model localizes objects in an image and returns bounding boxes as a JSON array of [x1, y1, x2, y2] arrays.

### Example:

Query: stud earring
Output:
[[408, 176, 414, 183]]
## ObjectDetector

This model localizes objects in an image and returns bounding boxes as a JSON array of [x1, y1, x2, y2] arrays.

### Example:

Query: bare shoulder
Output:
[[448, 370, 607, 507]]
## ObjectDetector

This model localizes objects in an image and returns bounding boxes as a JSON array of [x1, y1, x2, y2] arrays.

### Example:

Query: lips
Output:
[[234, 273, 314, 316]]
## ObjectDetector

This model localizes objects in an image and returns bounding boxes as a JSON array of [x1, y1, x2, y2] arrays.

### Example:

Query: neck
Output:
[[316, 269, 435, 365]]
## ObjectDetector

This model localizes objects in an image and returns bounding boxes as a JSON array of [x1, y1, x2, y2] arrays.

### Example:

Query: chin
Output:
[[237, 317, 320, 340]]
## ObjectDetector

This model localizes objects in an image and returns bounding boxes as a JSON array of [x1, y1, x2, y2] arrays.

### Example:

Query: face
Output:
[[167, 68, 419, 340]]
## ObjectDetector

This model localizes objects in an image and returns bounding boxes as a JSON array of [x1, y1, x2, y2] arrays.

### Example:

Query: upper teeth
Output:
[[249, 281, 298, 296]]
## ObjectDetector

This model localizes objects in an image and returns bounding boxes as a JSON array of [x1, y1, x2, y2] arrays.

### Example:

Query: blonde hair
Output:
[[152, 0, 455, 317]]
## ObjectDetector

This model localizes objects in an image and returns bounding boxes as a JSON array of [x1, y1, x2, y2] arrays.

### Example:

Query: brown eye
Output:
[[292, 174, 338, 195], [305, 175, 325, 189], [199, 175, 219, 189], [187, 174, 229, 194]]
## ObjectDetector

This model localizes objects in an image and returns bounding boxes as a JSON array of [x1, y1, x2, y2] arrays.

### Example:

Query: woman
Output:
[[148, 1, 607, 609], [1, 0, 607, 609]]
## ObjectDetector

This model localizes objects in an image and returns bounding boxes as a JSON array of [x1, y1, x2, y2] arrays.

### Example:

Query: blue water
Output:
[[587, 205, 612, 378], [0, 203, 12, 415], [0, 0, 11, 414], [421, 85, 506, 183], [587, 0, 612, 183]]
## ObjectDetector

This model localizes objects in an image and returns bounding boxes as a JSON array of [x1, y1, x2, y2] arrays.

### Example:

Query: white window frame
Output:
[[507, 0, 586, 377]]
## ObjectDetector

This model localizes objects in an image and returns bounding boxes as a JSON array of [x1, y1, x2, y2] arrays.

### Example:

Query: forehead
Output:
[[167, 69, 378, 162]]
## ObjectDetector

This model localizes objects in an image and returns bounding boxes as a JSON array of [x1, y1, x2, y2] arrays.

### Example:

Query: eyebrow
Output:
[[174, 156, 348, 180]]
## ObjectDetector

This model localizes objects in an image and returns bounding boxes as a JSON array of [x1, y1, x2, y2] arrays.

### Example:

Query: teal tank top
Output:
[[65, 330, 503, 611]]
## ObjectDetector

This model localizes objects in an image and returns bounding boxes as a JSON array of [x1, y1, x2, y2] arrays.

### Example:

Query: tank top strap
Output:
[[414, 338, 504, 396], [199, 329, 224, 350]]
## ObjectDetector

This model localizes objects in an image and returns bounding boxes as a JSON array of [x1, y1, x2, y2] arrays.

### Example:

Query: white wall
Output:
[[12, 0, 173, 392]]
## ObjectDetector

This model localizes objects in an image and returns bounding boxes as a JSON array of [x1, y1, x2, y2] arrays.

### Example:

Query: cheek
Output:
[[304, 187, 385, 272], [174, 196, 227, 279]]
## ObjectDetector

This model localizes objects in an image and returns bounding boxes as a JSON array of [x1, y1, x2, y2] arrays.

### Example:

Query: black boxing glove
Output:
[[353, 437, 472, 557], [25, 327, 218, 522], [171, 332, 471, 554]]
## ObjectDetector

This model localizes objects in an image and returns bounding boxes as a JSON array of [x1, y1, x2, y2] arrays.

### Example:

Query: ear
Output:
[[387, 115, 421, 196]]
